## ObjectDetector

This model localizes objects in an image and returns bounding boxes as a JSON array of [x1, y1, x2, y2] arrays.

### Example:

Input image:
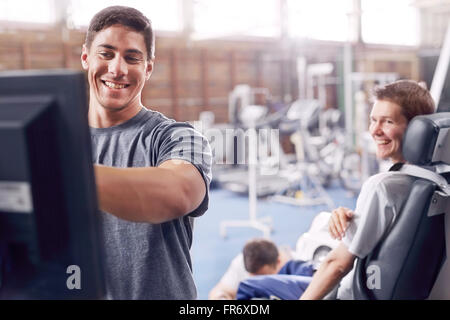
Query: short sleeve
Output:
[[342, 174, 396, 258], [155, 122, 212, 217]]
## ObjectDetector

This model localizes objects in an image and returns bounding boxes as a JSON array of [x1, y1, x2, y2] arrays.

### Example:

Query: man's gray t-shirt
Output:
[[90, 108, 212, 300]]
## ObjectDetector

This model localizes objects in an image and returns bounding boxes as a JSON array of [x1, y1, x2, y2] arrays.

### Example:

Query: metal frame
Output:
[[430, 22, 450, 109], [220, 128, 273, 239]]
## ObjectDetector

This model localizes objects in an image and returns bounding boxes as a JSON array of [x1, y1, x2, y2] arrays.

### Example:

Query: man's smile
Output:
[[101, 80, 130, 89], [374, 139, 391, 145]]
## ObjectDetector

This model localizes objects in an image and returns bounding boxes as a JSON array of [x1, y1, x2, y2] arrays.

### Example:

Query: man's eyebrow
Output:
[[370, 115, 393, 120], [98, 44, 143, 55], [125, 49, 144, 56], [98, 44, 117, 50]]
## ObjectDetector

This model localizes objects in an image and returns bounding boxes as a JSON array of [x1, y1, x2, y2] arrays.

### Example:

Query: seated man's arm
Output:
[[94, 159, 206, 223], [329, 207, 354, 240], [300, 243, 355, 300]]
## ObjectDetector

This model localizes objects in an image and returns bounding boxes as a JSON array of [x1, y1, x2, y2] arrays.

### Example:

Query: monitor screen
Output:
[[0, 69, 105, 299]]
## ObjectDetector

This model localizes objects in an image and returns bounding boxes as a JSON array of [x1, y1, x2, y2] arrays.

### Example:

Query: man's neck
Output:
[[88, 101, 143, 128]]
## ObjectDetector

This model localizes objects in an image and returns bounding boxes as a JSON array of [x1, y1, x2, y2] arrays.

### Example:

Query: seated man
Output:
[[300, 80, 435, 300], [208, 238, 315, 300]]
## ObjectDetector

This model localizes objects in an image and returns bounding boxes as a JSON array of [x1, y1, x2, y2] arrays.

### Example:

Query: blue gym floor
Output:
[[191, 183, 358, 300]]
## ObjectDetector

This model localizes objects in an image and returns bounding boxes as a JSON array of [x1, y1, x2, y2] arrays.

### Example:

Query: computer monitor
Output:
[[0, 69, 105, 299]]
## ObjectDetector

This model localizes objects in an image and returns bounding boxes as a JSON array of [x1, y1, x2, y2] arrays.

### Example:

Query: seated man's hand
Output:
[[328, 207, 354, 240]]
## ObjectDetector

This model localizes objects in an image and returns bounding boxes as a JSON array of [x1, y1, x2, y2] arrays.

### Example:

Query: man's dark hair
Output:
[[85, 6, 155, 60], [374, 80, 435, 122], [243, 238, 279, 274]]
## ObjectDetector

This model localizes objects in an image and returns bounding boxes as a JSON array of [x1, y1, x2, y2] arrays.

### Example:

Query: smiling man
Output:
[[301, 80, 435, 300], [80, 6, 212, 299]]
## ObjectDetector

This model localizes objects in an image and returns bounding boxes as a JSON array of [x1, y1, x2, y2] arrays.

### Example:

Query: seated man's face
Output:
[[81, 24, 153, 111], [369, 99, 408, 163]]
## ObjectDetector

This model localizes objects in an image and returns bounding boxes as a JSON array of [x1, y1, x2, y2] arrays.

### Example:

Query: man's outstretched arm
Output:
[[94, 159, 206, 223], [300, 243, 355, 300]]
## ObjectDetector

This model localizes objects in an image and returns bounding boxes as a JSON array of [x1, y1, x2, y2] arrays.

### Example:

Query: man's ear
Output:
[[146, 58, 154, 80], [81, 44, 89, 70], [276, 257, 282, 269]]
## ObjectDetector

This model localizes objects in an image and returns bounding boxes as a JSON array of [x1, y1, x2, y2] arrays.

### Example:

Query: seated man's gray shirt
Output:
[[90, 108, 212, 300], [337, 171, 415, 300]]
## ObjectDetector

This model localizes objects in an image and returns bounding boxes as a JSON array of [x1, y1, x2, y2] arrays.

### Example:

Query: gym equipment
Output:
[[219, 126, 273, 238], [430, 21, 450, 108], [213, 85, 292, 198], [0, 70, 105, 299], [295, 211, 340, 264], [219, 87, 331, 238], [272, 100, 363, 208]]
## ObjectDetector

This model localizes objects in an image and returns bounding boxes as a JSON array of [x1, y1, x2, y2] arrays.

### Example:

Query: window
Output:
[[192, 0, 280, 40], [68, 0, 182, 32], [362, 0, 418, 46], [287, 0, 353, 42], [0, 0, 55, 24]]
